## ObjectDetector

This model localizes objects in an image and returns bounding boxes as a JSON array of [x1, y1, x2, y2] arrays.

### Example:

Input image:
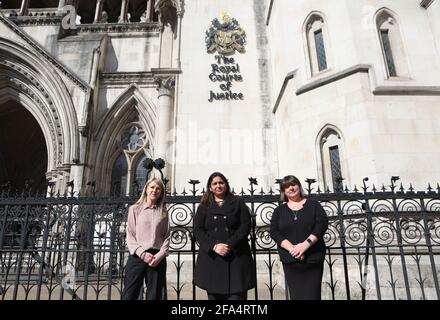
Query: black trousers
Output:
[[122, 254, 166, 300], [282, 262, 324, 300], [207, 292, 247, 300]]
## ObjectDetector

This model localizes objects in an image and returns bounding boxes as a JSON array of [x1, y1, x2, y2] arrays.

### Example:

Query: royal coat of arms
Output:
[[205, 13, 247, 54]]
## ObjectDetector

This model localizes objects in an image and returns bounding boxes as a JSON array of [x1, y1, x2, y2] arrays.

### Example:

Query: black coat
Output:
[[193, 195, 256, 294]]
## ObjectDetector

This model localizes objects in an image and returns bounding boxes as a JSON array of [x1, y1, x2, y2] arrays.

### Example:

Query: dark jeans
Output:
[[122, 254, 166, 300], [207, 292, 247, 300]]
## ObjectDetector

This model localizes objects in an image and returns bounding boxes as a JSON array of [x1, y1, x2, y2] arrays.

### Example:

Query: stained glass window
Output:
[[121, 125, 146, 153], [134, 155, 148, 196], [110, 153, 128, 197]]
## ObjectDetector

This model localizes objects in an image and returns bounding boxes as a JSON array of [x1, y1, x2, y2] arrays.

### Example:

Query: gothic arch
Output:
[[374, 7, 409, 78], [0, 37, 79, 180], [315, 124, 348, 191], [302, 11, 331, 77], [374, 7, 402, 31], [92, 84, 156, 194]]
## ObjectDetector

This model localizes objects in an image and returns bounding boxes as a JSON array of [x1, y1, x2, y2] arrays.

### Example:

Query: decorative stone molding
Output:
[[155, 0, 185, 17], [0, 59, 64, 167], [91, 85, 157, 195], [306, 15, 324, 31], [154, 75, 176, 96], [78, 22, 160, 35], [100, 72, 157, 86], [93, 84, 157, 141], [273, 64, 440, 114], [3, 8, 62, 26], [0, 36, 81, 174], [0, 11, 91, 93], [79, 124, 88, 137], [373, 86, 440, 96], [296, 64, 370, 96], [10, 79, 62, 166], [8, 16, 63, 26]]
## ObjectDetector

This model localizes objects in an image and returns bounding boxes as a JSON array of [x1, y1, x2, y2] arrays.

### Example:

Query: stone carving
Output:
[[140, 10, 148, 23], [205, 13, 246, 54], [78, 23, 160, 34], [101, 10, 108, 23], [121, 125, 147, 153], [155, 0, 184, 17], [154, 76, 176, 92], [0, 13, 90, 93]]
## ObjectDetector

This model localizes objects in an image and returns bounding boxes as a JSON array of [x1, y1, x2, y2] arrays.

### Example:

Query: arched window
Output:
[[110, 153, 128, 197], [129, 0, 158, 22], [109, 115, 152, 196], [376, 9, 409, 78], [77, 1, 95, 24], [102, 0, 122, 23], [134, 154, 148, 195], [317, 126, 346, 192], [305, 13, 329, 76]]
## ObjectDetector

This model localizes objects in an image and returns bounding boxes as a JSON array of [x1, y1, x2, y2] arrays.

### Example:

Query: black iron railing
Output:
[[0, 178, 439, 300]]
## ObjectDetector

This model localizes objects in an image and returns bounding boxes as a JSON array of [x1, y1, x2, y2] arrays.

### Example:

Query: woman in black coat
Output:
[[193, 172, 255, 300], [270, 175, 328, 300]]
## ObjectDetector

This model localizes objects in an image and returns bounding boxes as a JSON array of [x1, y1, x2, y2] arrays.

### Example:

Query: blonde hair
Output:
[[135, 178, 167, 218]]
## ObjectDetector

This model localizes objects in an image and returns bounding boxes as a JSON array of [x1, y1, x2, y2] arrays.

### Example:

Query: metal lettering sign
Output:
[[206, 14, 246, 103]]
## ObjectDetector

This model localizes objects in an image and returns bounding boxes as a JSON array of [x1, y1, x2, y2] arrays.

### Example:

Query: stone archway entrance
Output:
[[0, 100, 48, 194]]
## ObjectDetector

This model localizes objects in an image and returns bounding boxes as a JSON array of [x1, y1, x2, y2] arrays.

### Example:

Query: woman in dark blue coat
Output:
[[193, 172, 255, 300], [270, 175, 328, 300]]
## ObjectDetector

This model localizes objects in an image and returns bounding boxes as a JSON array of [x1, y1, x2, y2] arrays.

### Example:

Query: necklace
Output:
[[288, 200, 304, 220], [292, 210, 298, 221]]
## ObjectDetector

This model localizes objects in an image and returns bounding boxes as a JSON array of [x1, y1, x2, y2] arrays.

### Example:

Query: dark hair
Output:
[[200, 172, 232, 206], [280, 175, 305, 202]]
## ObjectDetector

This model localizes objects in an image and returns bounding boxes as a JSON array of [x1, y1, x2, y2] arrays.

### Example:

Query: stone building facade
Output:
[[0, 0, 439, 195]]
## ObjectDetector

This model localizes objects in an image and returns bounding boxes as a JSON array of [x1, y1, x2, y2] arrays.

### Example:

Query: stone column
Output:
[[58, 0, 66, 10], [118, 0, 130, 23], [60, 0, 79, 11], [45, 171, 58, 196], [89, 48, 101, 88], [173, 8, 183, 68], [56, 166, 72, 195], [93, 0, 105, 23], [154, 76, 175, 178], [155, 0, 182, 68], [145, 0, 154, 22], [19, 0, 29, 16]]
